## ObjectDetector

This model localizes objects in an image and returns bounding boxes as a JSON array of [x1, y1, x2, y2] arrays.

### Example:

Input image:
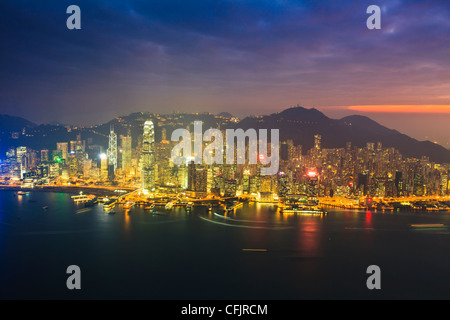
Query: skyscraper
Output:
[[56, 142, 69, 161], [40, 149, 49, 162], [100, 153, 108, 180], [121, 133, 132, 173], [142, 120, 155, 193], [107, 125, 118, 172], [306, 170, 319, 198], [314, 134, 322, 150]]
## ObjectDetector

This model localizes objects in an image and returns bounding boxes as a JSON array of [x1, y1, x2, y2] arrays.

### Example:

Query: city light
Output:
[[307, 170, 318, 178]]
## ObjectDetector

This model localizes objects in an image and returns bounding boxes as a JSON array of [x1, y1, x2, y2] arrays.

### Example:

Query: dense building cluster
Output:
[[1, 114, 449, 200]]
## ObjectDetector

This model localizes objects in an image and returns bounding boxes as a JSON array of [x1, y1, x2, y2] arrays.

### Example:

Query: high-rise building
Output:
[[100, 153, 108, 180], [57, 142, 69, 161], [441, 171, 449, 195], [16, 146, 27, 163], [314, 134, 322, 150], [377, 142, 383, 152], [177, 162, 188, 189], [366, 142, 375, 151], [83, 159, 92, 179], [121, 133, 132, 173], [306, 170, 319, 198], [187, 161, 207, 193], [287, 139, 295, 160], [142, 120, 155, 193], [187, 161, 196, 191], [414, 173, 424, 196], [280, 141, 289, 161], [107, 125, 118, 172], [346, 142, 352, 153], [41, 149, 49, 162]]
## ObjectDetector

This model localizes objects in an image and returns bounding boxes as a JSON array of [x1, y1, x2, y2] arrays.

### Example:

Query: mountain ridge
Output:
[[235, 106, 450, 163], [1, 108, 449, 163]]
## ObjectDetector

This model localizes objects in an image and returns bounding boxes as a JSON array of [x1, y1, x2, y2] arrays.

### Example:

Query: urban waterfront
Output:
[[1, 190, 450, 299]]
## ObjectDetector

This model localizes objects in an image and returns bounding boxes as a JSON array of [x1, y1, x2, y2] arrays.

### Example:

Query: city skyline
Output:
[[2, 107, 449, 198]]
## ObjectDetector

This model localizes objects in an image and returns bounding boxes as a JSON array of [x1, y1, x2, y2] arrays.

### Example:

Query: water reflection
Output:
[[124, 209, 130, 233], [297, 218, 322, 257], [365, 211, 372, 228]]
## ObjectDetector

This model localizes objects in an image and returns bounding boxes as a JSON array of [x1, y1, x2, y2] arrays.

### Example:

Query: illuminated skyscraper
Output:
[[16, 146, 27, 163], [366, 142, 375, 151], [142, 120, 155, 193], [40, 149, 49, 162], [314, 134, 321, 150], [306, 169, 319, 198], [83, 159, 92, 179], [376, 142, 382, 152], [107, 125, 118, 172], [280, 141, 289, 161], [121, 133, 132, 173], [57, 142, 69, 161], [187, 161, 196, 191], [100, 154, 108, 180]]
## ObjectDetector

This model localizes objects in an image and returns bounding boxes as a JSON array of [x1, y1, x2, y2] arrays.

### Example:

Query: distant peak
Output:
[[274, 106, 329, 121], [217, 112, 234, 118], [341, 114, 379, 124]]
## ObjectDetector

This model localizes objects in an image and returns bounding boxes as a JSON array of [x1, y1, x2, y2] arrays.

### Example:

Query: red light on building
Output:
[[259, 154, 265, 161], [307, 170, 317, 178]]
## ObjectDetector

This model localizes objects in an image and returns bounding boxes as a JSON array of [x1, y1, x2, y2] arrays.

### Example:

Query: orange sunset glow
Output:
[[347, 105, 450, 114]]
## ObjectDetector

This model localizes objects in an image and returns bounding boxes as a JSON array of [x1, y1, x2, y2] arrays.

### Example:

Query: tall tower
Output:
[[121, 132, 132, 173], [57, 142, 69, 161], [107, 125, 118, 171], [142, 120, 155, 193]]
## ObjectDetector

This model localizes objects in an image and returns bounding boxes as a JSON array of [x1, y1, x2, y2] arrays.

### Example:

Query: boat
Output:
[[281, 207, 326, 214], [76, 208, 91, 214], [226, 201, 243, 212], [165, 201, 175, 210], [281, 202, 326, 214], [123, 201, 136, 209], [144, 203, 156, 211], [42, 206, 49, 210], [85, 197, 98, 207], [152, 212, 168, 216], [107, 211, 116, 215], [97, 197, 106, 203], [17, 191, 28, 195], [103, 199, 117, 211]]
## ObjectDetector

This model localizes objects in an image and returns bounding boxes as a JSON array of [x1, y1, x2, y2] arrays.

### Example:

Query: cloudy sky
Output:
[[1, 0, 449, 146]]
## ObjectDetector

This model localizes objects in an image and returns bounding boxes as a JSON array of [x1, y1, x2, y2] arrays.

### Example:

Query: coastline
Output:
[[0, 185, 136, 197]]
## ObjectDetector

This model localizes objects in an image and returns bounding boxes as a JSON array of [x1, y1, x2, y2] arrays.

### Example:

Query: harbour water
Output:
[[1, 190, 450, 299]]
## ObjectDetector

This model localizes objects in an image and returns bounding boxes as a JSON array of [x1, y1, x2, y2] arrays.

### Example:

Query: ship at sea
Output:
[[84, 197, 98, 207], [144, 203, 156, 212], [280, 194, 326, 214], [123, 201, 136, 209], [103, 199, 117, 211]]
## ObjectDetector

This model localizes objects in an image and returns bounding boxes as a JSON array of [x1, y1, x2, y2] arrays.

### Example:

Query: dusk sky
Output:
[[1, 0, 449, 146]]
